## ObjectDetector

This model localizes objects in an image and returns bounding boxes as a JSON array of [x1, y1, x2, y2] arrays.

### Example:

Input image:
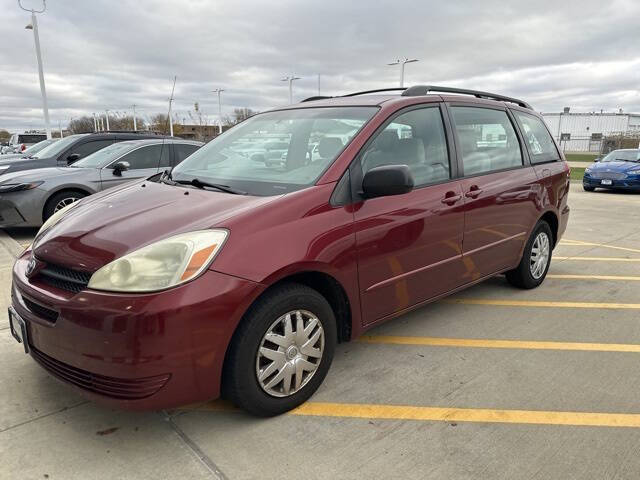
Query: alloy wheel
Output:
[[256, 309, 324, 398], [54, 197, 79, 212], [529, 231, 550, 279]]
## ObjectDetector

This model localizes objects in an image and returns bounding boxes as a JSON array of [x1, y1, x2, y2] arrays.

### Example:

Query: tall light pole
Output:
[[105, 110, 110, 131], [132, 104, 137, 131], [387, 57, 419, 88], [20, 0, 51, 139], [167, 76, 176, 136], [92, 113, 97, 132], [281, 75, 301, 104], [317, 74, 321, 96], [212, 88, 224, 135]]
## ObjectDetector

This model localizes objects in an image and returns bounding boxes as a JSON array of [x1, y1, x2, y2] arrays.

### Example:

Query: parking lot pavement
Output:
[[2, 182, 640, 479]]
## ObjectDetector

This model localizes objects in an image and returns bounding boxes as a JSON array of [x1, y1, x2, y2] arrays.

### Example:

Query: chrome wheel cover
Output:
[[54, 196, 79, 212], [256, 310, 324, 398], [530, 231, 550, 279]]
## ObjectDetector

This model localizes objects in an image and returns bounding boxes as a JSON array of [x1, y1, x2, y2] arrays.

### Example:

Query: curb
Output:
[[0, 230, 24, 259]]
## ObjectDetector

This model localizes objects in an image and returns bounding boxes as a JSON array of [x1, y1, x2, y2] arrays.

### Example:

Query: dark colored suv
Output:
[[0, 132, 167, 177], [10, 86, 570, 416]]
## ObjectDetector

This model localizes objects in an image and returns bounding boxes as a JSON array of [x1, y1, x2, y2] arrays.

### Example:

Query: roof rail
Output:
[[99, 130, 164, 135], [301, 95, 334, 103], [401, 85, 532, 109]]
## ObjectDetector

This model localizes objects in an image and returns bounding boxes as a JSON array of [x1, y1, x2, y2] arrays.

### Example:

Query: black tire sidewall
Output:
[[44, 191, 86, 220], [225, 284, 337, 416]]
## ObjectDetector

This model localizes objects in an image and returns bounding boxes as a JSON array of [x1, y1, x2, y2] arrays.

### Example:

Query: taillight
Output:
[[20, 144, 26, 151]]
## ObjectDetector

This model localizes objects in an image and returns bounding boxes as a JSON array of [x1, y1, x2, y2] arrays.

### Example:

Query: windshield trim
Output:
[[172, 105, 380, 196]]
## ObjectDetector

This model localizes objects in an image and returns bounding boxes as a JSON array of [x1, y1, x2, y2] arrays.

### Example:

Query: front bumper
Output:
[[11, 251, 263, 410], [583, 175, 640, 190], [0, 188, 48, 227]]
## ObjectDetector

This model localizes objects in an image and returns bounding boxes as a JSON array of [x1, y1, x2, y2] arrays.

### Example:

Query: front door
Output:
[[100, 143, 171, 190], [449, 105, 539, 277], [353, 105, 466, 324]]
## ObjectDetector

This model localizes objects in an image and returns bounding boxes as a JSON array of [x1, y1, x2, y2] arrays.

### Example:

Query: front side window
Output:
[[70, 140, 113, 159], [31, 134, 88, 159], [513, 111, 560, 164], [172, 107, 377, 196], [451, 107, 523, 175], [359, 107, 450, 187], [72, 142, 136, 168], [116, 144, 170, 170]]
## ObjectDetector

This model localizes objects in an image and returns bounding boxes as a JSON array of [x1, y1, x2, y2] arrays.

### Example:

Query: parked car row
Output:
[[9, 85, 570, 417], [1, 132, 48, 154]]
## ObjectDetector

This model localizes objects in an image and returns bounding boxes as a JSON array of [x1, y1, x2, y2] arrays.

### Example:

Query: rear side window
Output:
[[513, 111, 560, 164], [18, 134, 46, 144], [359, 107, 450, 187], [451, 107, 523, 176], [117, 144, 170, 170], [174, 144, 200, 164], [70, 140, 113, 159]]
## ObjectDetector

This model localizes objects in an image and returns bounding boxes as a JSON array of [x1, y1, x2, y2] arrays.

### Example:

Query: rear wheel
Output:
[[583, 185, 595, 192], [506, 221, 553, 289], [43, 190, 86, 221], [223, 283, 337, 416]]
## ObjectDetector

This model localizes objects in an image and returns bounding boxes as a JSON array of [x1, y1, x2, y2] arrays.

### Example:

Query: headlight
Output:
[[629, 167, 640, 175], [585, 166, 592, 173], [36, 201, 79, 238], [88, 230, 228, 292], [0, 166, 10, 172], [0, 181, 43, 193]]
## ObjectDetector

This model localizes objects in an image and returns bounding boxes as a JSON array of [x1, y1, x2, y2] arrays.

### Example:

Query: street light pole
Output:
[[281, 75, 301, 104], [387, 57, 419, 87], [132, 104, 137, 131], [20, 1, 51, 139], [168, 76, 176, 137], [92, 113, 97, 132], [212, 88, 224, 135], [105, 110, 110, 131]]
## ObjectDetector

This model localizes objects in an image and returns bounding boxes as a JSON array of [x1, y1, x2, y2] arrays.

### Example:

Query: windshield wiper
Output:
[[174, 177, 247, 195]]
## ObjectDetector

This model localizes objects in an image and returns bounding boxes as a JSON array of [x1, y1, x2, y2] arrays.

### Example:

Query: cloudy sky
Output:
[[2, 0, 640, 132]]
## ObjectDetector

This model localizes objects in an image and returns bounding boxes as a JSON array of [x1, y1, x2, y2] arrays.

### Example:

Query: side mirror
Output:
[[362, 164, 414, 199], [112, 161, 130, 176], [66, 153, 80, 164]]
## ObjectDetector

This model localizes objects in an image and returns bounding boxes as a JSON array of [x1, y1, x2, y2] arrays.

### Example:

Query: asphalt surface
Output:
[[1, 183, 640, 480]]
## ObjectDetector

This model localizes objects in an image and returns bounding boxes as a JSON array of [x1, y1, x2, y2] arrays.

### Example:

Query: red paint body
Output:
[[11, 94, 570, 409]]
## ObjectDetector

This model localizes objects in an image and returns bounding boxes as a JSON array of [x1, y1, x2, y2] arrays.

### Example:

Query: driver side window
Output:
[[359, 107, 450, 187], [114, 144, 170, 170]]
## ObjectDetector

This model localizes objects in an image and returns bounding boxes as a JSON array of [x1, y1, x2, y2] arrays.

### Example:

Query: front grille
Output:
[[36, 263, 91, 294], [22, 297, 58, 322], [591, 172, 626, 180], [30, 346, 171, 399]]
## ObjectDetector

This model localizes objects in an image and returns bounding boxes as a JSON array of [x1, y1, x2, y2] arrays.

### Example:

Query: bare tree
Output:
[[233, 108, 256, 124], [0, 129, 10, 142], [68, 116, 95, 134]]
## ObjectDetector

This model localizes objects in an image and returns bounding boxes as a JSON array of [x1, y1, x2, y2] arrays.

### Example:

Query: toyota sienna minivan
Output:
[[10, 86, 570, 416]]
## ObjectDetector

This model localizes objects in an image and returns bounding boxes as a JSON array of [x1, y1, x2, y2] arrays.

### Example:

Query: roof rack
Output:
[[401, 85, 532, 109], [301, 85, 532, 109], [97, 130, 164, 135]]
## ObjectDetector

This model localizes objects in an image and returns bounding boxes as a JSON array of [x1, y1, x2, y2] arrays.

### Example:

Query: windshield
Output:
[[602, 150, 640, 163], [171, 107, 377, 196], [32, 134, 88, 159], [23, 139, 57, 155], [72, 141, 137, 168]]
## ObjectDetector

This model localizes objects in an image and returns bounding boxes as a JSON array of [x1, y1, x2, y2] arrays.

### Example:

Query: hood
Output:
[[590, 161, 640, 173], [33, 180, 280, 271], [0, 166, 93, 184]]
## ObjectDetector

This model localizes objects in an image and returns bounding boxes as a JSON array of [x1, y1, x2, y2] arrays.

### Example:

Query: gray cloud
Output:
[[1, 0, 639, 131]]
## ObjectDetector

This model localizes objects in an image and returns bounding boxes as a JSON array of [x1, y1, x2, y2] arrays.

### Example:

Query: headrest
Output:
[[318, 137, 344, 158]]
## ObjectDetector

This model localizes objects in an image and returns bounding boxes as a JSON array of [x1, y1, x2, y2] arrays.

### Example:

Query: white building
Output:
[[541, 110, 640, 152]]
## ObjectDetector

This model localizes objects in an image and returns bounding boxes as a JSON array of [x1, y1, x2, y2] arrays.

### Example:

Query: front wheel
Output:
[[506, 221, 553, 289], [583, 185, 595, 192], [43, 190, 87, 221], [223, 283, 337, 416]]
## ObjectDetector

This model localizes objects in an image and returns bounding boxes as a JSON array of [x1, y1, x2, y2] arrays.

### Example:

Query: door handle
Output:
[[465, 186, 483, 198], [441, 193, 462, 205]]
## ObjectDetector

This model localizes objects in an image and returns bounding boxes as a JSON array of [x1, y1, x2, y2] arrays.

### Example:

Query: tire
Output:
[[223, 283, 337, 416], [43, 190, 87, 221], [506, 221, 553, 289], [583, 185, 595, 192]]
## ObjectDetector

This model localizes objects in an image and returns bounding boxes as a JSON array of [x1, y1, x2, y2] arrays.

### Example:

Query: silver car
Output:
[[0, 138, 202, 227], [0, 138, 58, 161]]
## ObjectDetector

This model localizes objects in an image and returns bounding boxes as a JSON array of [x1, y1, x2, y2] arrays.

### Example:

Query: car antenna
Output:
[[157, 76, 177, 177]]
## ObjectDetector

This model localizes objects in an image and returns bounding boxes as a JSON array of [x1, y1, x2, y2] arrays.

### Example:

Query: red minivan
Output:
[[10, 86, 570, 416]]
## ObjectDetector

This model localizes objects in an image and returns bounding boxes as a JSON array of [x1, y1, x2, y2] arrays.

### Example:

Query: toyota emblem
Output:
[[25, 258, 37, 277]]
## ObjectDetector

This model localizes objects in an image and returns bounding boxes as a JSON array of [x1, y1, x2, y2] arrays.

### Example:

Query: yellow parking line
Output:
[[547, 274, 640, 281], [442, 298, 640, 309], [554, 256, 640, 262], [559, 239, 640, 254], [358, 335, 640, 353], [183, 401, 640, 428]]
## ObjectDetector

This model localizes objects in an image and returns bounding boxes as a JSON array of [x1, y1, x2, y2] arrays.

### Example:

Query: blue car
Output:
[[583, 149, 640, 192]]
